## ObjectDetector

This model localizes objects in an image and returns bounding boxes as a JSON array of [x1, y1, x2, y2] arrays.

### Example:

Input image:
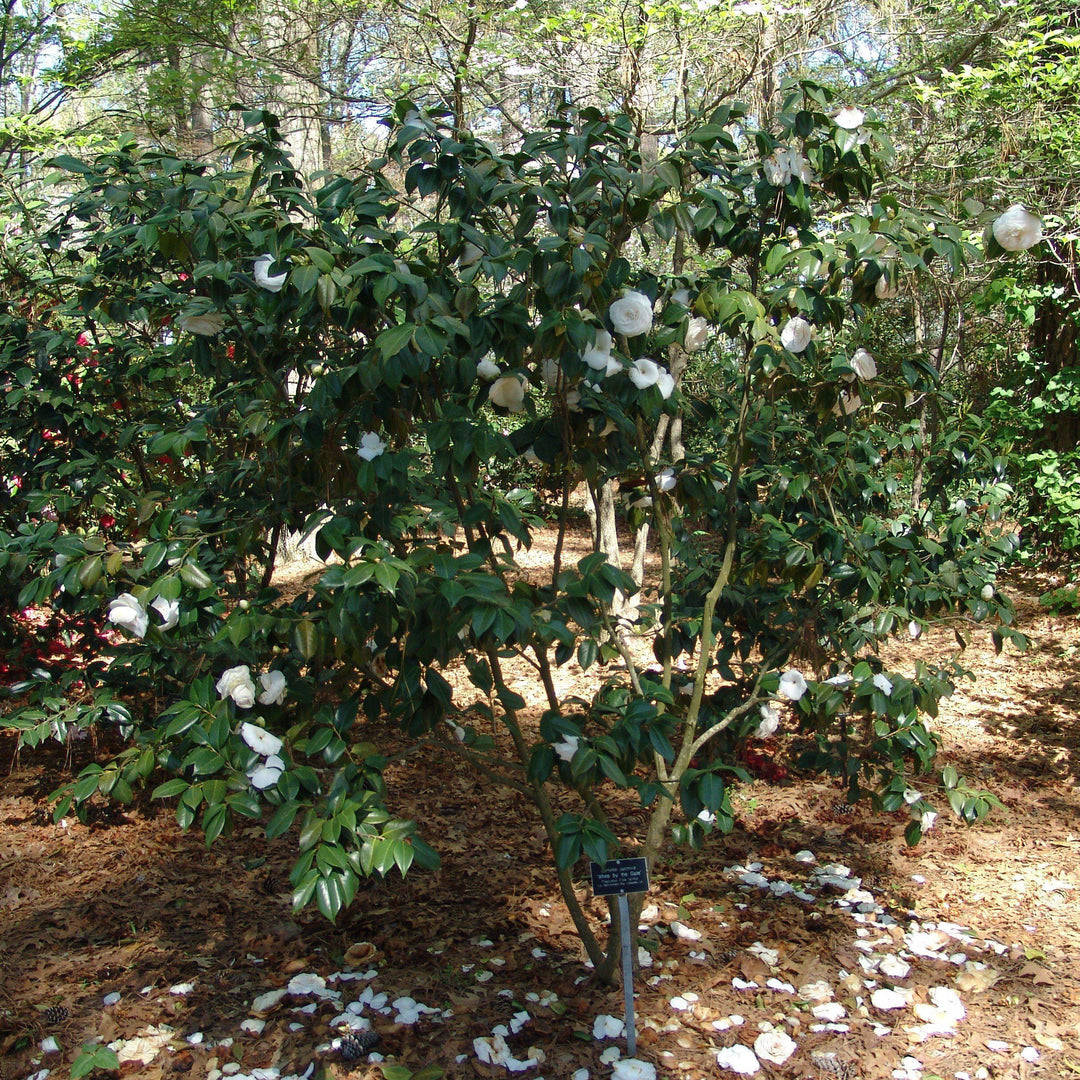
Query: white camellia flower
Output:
[[655, 467, 677, 492], [177, 312, 227, 336], [921, 809, 938, 830], [908, 620, 923, 640], [609, 290, 654, 337], [257, 670, 288, 706], [217, 665, 258, 709], [253, 254, 288, 292], [593, 329, 613, 353], [627, 357, 661, 390], [778, 668, 807, 701], [763, 147, 814, 187], [150, 595, 180, 631], [592, 1013, 624, 1040], [108, 593, 149, 638], [992, 204, 1043, 252], [903, 788, 923, 804], [612, 1060, 657, 1080], [553, 735, 579, 763], [715, 1043, 760, 1074], [656, 367, 675, 399], [834, 106, 865, 129], [684, 316, 709, 351], [488, 374, 526, 413], [851, 348, 877, 380], [241, 720, 282, 757], [981, 583, 995, 601], [250, 754, 284, 789], [358, 431, 387, 461], [825, 672, 852, 687], [754, 1030, 797, 1066], [603, 355, 623, 378], [583, 344, 612, 370], [872, 672, 893, 696], [780, 317, 812, 353], [754, 704, 780, 739], [476, 356, 501, 380]]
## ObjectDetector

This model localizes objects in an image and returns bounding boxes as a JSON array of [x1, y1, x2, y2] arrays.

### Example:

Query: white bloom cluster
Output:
[[582, 329, 621, 376], [216, 665, 288, 710], [763, 147, 814, 187], [627, 357, 674, 398], [109, 592, 182, 638], [108, 593, 149, 638]]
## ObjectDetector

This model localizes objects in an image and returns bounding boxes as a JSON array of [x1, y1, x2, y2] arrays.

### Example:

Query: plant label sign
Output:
[[589, 857, 649, 897], [589, 858, 650, 1057]]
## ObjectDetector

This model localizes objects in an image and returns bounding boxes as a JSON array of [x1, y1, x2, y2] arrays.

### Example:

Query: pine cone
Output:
[[339, 1030, 379, 1061], [44, 1005, 70, 1025]]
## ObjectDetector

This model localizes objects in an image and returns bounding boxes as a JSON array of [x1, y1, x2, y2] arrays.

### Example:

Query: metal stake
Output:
[[617, 891, 636, 1058]]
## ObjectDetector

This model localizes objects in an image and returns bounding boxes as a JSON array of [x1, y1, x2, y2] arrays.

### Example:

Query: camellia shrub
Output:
[[0, 86, 1026, 980]]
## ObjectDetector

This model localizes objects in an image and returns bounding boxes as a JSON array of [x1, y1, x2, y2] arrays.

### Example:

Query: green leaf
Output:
[[71, 1044, 119, 1079], [152, 778, 190, 799], [412, 1067, 445, 1080], [266, 800, 299, 839], [376, 323, 415, 359], [377, 1066, 415, 1080]]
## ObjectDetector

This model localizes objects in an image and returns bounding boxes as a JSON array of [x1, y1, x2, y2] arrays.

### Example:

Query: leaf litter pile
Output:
[[1, 546, 1079, 1080]]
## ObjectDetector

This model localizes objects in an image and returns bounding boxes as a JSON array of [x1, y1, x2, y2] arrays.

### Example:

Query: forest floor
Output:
[[1, 528, 1079, 1080]]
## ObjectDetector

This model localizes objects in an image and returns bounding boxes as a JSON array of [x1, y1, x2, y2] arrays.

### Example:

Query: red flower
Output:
[[100, 515, 116, 530], [77, 332, 90, 347]]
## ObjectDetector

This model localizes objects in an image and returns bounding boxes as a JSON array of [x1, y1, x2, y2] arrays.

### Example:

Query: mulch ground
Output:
[[1, 550, 1078, 1080]]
